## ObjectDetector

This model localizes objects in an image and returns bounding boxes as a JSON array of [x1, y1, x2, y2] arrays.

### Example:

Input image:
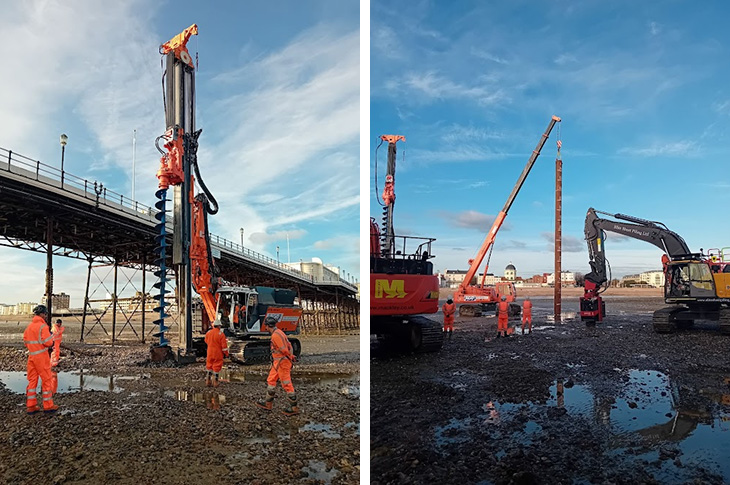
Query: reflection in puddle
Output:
[[302, 460, 338, 484], [219, 368, 357, 386], [166, 390, 226, 409], [0, 370, 144, 394], [435, 369, 730, 480]]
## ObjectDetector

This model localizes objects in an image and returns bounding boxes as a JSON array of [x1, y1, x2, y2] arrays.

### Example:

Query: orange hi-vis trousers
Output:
[[267, 357, 294, 393], [27, 353, 55, 410], [521, 311, 533, 332]]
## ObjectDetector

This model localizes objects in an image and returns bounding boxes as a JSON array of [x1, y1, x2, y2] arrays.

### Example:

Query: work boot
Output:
[[213, 376, 219, 388], [255, 388, 276, 411], [26, 406, 40, 415], [205, 373, 212, 387], [43, 404, 59, 414], [282, 393, 300, 416], [448, 330, 453, 340]]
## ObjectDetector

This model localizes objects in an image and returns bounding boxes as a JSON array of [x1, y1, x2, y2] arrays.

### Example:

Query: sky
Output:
[[0, 0, 359, 306], [370, 0, 730, 281]]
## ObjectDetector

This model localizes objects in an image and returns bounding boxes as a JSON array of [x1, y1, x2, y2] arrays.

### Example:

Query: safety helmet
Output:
[[212, 319, 222, 327], [264, 316, 278, 327], [32, 305, 48, 315], [447, 294, 453, 300]]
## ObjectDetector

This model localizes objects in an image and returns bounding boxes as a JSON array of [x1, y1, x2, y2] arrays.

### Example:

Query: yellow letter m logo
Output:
[[374, 279, 407, 299]]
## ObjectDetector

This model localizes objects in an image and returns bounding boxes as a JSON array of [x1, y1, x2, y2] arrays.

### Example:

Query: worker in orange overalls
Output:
[[497, 296, 510, 338], [51, 318, 65, 367], [442, 295, 456, 340], [521, 297, 533, 335], [204, 318, 229, 388], [256, 316, 299, 415], [23, 305, 58, 414]]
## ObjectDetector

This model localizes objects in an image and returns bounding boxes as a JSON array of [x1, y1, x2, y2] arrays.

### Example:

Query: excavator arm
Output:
[[456, 116, 561, 299], [580, 207, 694, 323], [583, 207, 693, 288]]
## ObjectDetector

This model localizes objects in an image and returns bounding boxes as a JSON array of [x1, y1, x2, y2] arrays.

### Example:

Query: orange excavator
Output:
[[370, 135, 443, 352], [153, 25, 302, 363], [454, 116, 561, 317]]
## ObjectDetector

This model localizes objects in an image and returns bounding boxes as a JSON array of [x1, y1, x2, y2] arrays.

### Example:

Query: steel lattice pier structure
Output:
[[0, 147, 359, 343]]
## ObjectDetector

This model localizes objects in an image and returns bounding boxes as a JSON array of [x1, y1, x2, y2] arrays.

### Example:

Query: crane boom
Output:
[[458, 116, 561, 293]]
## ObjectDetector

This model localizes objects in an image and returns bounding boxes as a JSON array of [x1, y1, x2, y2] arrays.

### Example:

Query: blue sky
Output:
[[0, 0, 359, 306], [370, 0, 730, 280]]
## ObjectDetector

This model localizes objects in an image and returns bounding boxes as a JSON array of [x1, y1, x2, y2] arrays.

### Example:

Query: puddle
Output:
[[434, 417, 475, 447], [165, 390, 226, 409], [300, 422, 341, 438], [546, 312, 577, 322], [345, 421, 360, 435], [302, 460, 339, 484], [219, 368, 357, 385], [0, 371, 143, 394], [436, 369, 730, 480]]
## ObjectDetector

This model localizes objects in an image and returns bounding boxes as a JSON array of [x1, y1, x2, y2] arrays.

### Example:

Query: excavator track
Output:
[[653, 307, 679, 334], [228, 337, 302, 365], [719, 307, 730, 335], [406, 316, 443, 353], [458, 305, 481, 317]]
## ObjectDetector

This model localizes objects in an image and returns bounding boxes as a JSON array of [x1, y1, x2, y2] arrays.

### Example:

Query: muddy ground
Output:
[[371, 296, 730, 485], [0, 327, 360, 485]]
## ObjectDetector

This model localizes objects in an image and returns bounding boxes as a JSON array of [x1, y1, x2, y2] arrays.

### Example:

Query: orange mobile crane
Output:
[[152, 25, 302, 363], [454, 116, 561, 316], [370, 135, 443, 352]]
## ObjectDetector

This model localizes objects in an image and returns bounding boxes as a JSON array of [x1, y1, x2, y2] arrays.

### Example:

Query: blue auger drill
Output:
[[152, 189, 171, 347]]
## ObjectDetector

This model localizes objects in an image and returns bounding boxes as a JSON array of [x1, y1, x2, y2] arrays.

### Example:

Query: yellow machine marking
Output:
[[374, 279, 407, 299]]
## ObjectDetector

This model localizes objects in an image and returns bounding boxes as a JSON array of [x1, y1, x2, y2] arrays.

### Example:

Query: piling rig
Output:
[[152, 24, 302, 362], [370, 135, 443, 353], [580, 207, 730, 333], [454, 116, 561, 317]]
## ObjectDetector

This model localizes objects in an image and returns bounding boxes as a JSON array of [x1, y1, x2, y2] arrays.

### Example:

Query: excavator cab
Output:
[[666, 261, 717, 300]]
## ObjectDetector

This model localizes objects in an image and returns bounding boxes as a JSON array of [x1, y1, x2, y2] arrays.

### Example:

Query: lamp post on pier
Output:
[[59, 134, 68, 186]]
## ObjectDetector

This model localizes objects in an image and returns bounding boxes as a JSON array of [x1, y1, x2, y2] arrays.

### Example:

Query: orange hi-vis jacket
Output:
[[205, 327, 228, 360], [51, 322, 64, 366], [23, 316, 56, 410], [205, 327, 229, 373], [442, 302, 456, 323], [523, 300, 533, 315], [498, 301, 509, 318], [268, 328, 295, 393], [271, 328, 293, 361], [24, 316, 55, 357]]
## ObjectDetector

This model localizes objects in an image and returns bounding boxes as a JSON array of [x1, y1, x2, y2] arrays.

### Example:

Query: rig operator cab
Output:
[[200, 286, 302, 363]]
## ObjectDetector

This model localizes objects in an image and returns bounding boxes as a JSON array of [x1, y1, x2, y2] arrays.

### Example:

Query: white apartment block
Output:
[[477, 273, 502, 286], [640, 270, 665, 288], [547, 271, 576, 285]]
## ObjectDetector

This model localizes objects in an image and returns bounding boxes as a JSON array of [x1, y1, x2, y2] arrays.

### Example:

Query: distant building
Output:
[[41, 293, 70, 310], [476, 273, 502, 286], [444, 269, 469, 288], [525, 274, 547, 284], [504, 263, 517, 281], [286, 258, 340, 284], [640, 270, 665, 288], [547, 271, 576, 286], [619, 274, 642, 287]]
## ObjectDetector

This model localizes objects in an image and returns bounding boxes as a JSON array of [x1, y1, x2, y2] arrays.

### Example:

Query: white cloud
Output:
[[248, 229, 306, 246], [199, 25, 359, 249], [438, 210, 512, 232], [618, 141, 698, 157], [540, 232, 584, 253], [389, 71, 508, 106]]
